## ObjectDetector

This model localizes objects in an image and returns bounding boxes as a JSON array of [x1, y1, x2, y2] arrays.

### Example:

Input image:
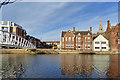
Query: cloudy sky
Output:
[[2, 2, 118, 41]]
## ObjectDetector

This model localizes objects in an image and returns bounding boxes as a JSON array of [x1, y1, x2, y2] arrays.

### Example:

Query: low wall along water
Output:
[[0, 49, 120, 54]]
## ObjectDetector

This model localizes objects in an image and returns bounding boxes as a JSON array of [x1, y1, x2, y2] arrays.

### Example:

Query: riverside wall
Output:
[[0, 49, 120, 55]]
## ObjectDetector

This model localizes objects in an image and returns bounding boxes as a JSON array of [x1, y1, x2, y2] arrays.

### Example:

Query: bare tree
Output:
[[0, 0, 18, 8]]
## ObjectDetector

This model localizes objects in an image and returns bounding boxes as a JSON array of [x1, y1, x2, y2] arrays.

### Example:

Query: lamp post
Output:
[[53, 40, 54, 50]]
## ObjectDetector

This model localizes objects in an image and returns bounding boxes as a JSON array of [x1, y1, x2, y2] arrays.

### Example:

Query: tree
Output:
[[0, 0, 18, 8]]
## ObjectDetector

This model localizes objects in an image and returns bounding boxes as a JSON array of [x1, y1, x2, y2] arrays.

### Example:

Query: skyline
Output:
[[2, 2, 118, 41]]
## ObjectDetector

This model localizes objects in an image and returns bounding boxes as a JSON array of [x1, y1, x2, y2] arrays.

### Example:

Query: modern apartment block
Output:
[[0, 21, 36, 49], [61, 27, 93, 51]]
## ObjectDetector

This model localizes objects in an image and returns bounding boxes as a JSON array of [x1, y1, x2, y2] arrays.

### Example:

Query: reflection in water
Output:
[[2, 54, 29, 78], [60, 54, 120, 78], [1, 54, 120, 78]]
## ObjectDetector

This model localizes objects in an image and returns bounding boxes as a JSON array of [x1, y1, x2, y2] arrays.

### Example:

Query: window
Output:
[[95, 42, 99, 44], [78, 33, 81, 35], [102, 47, 106, 49], [69, 37, 71, 42], [13, 32, 15, 35], [85, 37, 86, 42], [2, 21, 7, 25], [76, 37, 77, 42], [62, 44, 64, 48], [72, 37, 74, 41], [10, 27, 13, 33], [101, 42, 106, 44], [66, 44, 74, 48], [78, 37, 80, 42], [88, 37, 90, 42], [85, 44, 87, 48], [66, 37, 67, 41], [62, 38, 64, 42], [78, 44, 80, 48], [12, 36, 15, 39], [118, 39, 120, 44], [13, 28, 16, 31], [95, 47, 99, 49], [88, 44, 90, 49]]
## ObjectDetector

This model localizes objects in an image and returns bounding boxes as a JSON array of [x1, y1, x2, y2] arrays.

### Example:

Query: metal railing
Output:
[[0, 30, 36, 49]]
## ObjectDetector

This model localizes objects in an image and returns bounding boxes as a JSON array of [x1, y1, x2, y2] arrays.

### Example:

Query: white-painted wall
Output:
[[93, 35, 109, 51]]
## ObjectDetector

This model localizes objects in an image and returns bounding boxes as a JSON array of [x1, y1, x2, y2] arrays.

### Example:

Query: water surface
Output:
[[1, 54, 120, 78]]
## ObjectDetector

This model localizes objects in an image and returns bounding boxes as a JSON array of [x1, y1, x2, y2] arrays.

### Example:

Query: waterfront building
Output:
[[93, 35, 109, 51], [104, 20, 120, 51], [45, 41, 60, 49], [25, 35, 41, 48], [61, 27, 93, 51], [0, 21, 36, 49]]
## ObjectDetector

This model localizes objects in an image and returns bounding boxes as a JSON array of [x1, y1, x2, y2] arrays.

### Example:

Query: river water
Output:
[[1, 54, 120, 78]]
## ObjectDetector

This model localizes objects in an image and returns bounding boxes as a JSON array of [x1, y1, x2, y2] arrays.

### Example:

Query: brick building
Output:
[[104, 20, 120, 51], [61, 27, 93, 51]]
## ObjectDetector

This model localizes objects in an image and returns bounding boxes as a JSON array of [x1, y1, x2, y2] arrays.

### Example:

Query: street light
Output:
[[53, 40, 54, 50]]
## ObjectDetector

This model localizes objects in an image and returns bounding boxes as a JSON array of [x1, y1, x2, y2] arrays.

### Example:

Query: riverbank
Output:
[[1, 49, 120, 55]]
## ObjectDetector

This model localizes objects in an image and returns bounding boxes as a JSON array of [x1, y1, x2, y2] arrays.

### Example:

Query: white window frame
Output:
[[78, 37, 80, 42], [62, 44, 64, 48], [62, 37, 64, 42], [78, 44, 80, 49], [88, 44, 90, 49], [88, 37, 90, 42], [72, 37, 74, 41], [66, 37, 67, 41], [118, 39, 120, 44], [69, 37, 71, 42]]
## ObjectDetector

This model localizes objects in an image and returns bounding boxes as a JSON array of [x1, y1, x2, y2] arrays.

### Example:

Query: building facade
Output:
[[45, 41, 60, 49], [25, 35, 41, 48], [93, 35, 109, 51], [61, 27, 93, 51], [104, 20, 120, 51], [0, 21, 36, 49]]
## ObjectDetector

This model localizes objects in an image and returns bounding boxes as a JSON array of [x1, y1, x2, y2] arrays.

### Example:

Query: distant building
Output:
[[61, 27, 93, 51], [104, 20, 120, 51], [25, 35, 41, 48], [93, 35, 109, 51], [45, 41, 60, 49]]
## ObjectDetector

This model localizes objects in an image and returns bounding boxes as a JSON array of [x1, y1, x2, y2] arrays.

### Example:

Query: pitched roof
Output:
[[61, 31, 92, 37]]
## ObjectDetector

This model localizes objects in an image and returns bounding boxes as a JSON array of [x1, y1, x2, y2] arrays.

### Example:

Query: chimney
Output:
[[107, 20, 111, 28], [90, 26, 92, 33], [73, 27, 75, 32]]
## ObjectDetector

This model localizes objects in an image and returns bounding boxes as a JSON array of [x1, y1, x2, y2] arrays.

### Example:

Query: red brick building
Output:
[[61, 27, 93, 51], [104, 20, 120, 51]]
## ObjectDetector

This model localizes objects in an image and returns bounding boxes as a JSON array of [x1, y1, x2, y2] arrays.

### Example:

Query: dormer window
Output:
[[78, 33, 81, 35], [88, 33, 90, 35]]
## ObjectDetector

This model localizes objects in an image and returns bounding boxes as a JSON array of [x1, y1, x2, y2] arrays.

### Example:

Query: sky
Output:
[[1, 2, 118, 41]]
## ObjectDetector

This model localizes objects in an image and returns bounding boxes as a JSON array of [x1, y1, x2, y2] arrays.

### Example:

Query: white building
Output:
[[93, 35, 109, 51], [0, 21, 36, 49]]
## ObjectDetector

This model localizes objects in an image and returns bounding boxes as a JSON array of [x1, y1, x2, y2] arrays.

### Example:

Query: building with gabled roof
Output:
[[61, 26, 93, 51], [104, 20, 120, 51], [93, 35, 109, 51]]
